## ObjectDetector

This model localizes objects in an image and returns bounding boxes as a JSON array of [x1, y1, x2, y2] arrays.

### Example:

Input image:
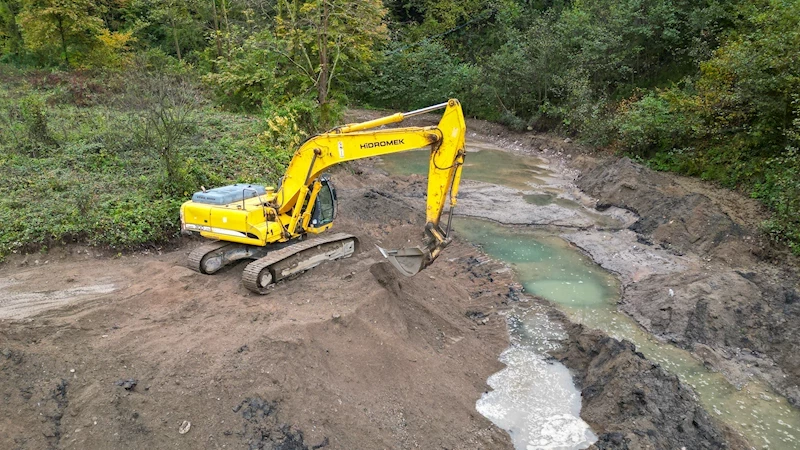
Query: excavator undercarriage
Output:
[[187, 233, 359, 294]]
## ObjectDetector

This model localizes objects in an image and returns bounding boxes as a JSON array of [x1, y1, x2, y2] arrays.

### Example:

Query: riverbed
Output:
[[380, 142, 800, 449]]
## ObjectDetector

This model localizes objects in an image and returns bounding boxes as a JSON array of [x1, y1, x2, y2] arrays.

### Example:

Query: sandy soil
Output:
[[0, 166, 516, 450]]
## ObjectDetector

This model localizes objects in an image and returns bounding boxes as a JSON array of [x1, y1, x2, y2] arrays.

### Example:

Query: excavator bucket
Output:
[[376, 245, 429, 277]]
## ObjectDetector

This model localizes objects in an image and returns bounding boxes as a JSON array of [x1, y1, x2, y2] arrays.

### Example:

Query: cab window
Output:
[[310, 178, 336, 227]]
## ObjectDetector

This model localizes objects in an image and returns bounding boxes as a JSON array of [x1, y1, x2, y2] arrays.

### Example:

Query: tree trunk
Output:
[[5, 0, 24, 57], [210, 0, 222, 60], [221, 0, 231, 60], [170, 15, 182, 61], [56, 15, 68, 66], [317, 0, 329, 106]]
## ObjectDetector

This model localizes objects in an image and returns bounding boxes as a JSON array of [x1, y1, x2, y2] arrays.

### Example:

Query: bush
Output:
[[753, 113, 800, 255], [254, 96, 331, 175], [120, 69, 205, 194], [0, 68, 294, 261], [615, 93, 690, 156], [202, 30, 282, 112], [352, 40, 484, 113]]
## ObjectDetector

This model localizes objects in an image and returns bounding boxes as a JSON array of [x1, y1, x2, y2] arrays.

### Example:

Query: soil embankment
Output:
[[549, 312, 749, 449], [574, 157, 800, 406]]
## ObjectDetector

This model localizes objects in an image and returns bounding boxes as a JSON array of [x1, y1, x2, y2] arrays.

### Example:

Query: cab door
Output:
[[308, 176, 337, 231]]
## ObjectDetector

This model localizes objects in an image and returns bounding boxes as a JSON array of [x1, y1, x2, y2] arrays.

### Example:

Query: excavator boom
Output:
[[275, 99, 466, 274]]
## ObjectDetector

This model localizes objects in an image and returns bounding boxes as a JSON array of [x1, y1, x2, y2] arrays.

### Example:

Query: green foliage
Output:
[[202, 29, 282, 112], [481, 14, 565, 120], [611, 0, 800, 251], [754, 147, 800, 253], [615, 93, 691, 156], [0, 0, 24, 60], [274, 0, 387, 105], [204, 0, 387, 120], [18, 91, 57, 151], [0, 67, 289, 260], [370, 0, 736, 136], [16, 0, 134, 67], [121, 70, 204, 193], [255, 96, 336, 174], [352, 40, 483, 114], [128, 0, 207, 63]]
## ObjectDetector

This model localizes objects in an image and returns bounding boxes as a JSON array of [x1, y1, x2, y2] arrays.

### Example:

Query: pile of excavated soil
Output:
[[0, 167, 514, 450], [573, 156, 800, 406], [548, 311, 749, 449]]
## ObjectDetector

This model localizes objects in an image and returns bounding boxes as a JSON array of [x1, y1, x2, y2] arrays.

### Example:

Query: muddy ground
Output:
[[572, 157, 800, 407], [550, 314, 749, 449], [0, 165, 519, 449], [1, 109, 782, 449]]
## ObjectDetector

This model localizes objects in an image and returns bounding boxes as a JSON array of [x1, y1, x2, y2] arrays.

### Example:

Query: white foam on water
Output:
[[477, 311, 597, 450]]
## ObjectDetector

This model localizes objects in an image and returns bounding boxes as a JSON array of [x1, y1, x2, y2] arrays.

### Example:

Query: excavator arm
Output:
[[278, 99, 466, 275]]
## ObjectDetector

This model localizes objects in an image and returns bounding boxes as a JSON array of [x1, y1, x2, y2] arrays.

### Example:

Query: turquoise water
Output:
[[455, 217, 800, 449], [380, 147, 550, 190], [457, 219, 617, 309]]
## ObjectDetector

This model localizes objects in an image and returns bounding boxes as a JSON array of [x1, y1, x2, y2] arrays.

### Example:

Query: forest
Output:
[[0, 0, 798, 257]]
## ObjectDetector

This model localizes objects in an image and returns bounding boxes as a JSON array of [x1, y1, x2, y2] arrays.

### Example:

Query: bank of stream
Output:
[[380, 143, 800, 449]]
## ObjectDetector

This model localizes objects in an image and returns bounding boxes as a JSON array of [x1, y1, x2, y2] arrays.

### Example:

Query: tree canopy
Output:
[[1, 0, 799, 252]]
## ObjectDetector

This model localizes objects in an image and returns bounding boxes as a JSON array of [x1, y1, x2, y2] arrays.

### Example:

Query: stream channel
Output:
[[379, 141, 800, 449]]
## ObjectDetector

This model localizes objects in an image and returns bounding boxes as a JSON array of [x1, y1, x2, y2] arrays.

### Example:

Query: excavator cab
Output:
[[309, 176, 337, 229]]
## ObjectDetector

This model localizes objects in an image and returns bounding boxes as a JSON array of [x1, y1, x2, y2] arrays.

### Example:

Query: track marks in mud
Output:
[[0, 281, 116, 320]]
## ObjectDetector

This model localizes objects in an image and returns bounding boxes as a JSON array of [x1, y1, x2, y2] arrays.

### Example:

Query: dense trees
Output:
[[12, 0, 134, 67], [0, 0, 798, 251], [204, 0, 387, 116], [360, 0, 800, 252]]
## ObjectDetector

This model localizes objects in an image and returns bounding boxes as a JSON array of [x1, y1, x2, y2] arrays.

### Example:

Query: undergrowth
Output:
[[0, 65, 296, 260]]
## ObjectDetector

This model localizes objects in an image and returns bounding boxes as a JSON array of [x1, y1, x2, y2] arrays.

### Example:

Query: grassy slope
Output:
[[0, 67, 290, 260]]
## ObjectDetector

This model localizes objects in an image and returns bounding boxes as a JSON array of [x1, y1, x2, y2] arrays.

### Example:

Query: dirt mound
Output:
[[549, 320, 748, 450]]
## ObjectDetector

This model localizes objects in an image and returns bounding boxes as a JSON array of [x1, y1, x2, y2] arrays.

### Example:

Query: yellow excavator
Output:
[[180, 99, 466, 294]]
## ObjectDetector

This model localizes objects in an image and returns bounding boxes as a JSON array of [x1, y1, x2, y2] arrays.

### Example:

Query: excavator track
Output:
[[187, 241, 233, 274], [242, 232, 358, 294], [188, 240, 271, 274]]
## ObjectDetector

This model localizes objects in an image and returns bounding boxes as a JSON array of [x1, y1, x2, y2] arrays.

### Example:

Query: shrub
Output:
[[352, 40, 483, 113], [19, 91, 57, 152], [615, 93, 690, 157]]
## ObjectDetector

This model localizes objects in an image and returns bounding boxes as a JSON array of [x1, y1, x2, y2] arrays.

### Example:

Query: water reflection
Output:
[[379, 146, 550, 190]]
